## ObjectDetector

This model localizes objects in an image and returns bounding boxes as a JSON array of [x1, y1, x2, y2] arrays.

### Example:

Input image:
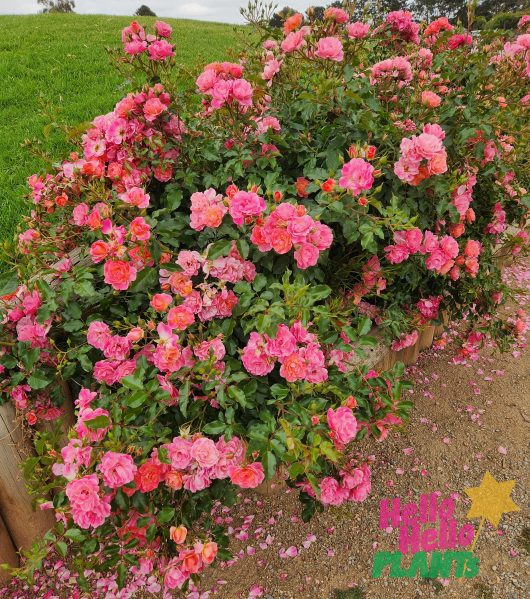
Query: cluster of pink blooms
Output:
[[391, 330, 419, 352], [394, 123, 448, 185], [122, 438, 262, 498], [423, 17, 454, 45], [452, 173, 477, 220], [163, 537, 218, 590], [370, 56, 413, 86], [66, 474, 112, 529], [196, 62, 253, 111], [383, 10, 420, 44], [485, 202, 507, 235], [86, 321, 139, 385], [158, 243, 253, 321], [350, 256, 387, 304], [242, 321, 328, 383], [385, 227, 465, 277], [121, 20, 175, 61], [299, 462, 372, 506], [155, 434, 264, 493], [250, 202, 333, 269], [3, 287, 50, 350], [63, 84, 185, 291], [190, 186, 266, 230], [417, 296, 442, 321]]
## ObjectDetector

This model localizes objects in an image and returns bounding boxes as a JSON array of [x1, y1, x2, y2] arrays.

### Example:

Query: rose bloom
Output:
[[347, 21, 370, 39], [179, 549, 201, 574], [164, 564, 187, 590], [167, 305, 195, 330], [135, 461, 164, 493], [229, 462, 265, 489], [293, 243, 319, 269], [129, 216, 151, 241], [170, 525, 188, 544], [99, 451, 137, 489], [103, 260, 137, 291], [339, 158, 375, 195], [201, 541, 218, 565], [283, 12, 303, 33], [155, 20, 172, 37], [229, 191, 266, 225], [151, 293, 173, 312], [190, 437, 220, 468], [120, 186, 150, 209], [143, 97, 167, 121], [148, 39, 175, 61], [165, 470, 183, 490], [315, 37, 344, 62], [327, 406, 358, 445], [281, 29, 306, 53], [279, 351, 307, 381], [421, 90, 441, 108]]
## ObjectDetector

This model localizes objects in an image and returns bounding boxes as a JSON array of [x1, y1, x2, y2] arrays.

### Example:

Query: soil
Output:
[[197, 263, 530, 599]]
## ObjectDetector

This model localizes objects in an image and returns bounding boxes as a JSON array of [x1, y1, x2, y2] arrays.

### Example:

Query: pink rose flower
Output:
[[229, 191, 266, 225], [327, 406, 358, 445], [315, 37, 344, 62], [339, 158, 375, 195], [148, 39, 175, 61], [87, 321, 110, 350], [103, 260, 137, 291], [346, 22, 370, 39], [167, 437, 193, 470], [99, 452, 137, 488], [154, 20, 172, 38], [229, 462, 265, 489], [190, 437, 220, 468]]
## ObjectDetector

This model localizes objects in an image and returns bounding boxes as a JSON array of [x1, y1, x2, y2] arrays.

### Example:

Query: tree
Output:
[[269, 6, 296, 28], [37, 0, 75, 13], [307, 6, 326, 21], [135, 5, 157, 17]]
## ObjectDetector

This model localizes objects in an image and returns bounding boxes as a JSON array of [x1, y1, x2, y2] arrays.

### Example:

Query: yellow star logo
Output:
[[465, 471, 520, 528]]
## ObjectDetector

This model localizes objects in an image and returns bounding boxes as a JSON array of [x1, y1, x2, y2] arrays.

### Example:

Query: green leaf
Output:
[[264, 450, 276, 479], [203, 421, 226, 435], [179, 380, 190, 417], [63, 319, 83, 332], [117, 563, 127, 589], [157, 507, 175, 524], [84, 414, 110, 430], [121, 374, 144, 391], [208, 239, 232, 260], [65, 528, 86, 542], [56, 541, 68, 558], [27, 371, 50, 390], [0, 270, 18, 297], [228, 386, 247, 407]]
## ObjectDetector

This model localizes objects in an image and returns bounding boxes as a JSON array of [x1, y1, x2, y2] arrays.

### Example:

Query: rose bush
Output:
[[0, 6, 529, 596]]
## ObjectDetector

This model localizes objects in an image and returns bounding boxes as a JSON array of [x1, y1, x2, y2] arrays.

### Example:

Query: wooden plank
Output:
[[0, 403, 54, 551], [419, 326, 435, 351], [0, 512, 18, 584]]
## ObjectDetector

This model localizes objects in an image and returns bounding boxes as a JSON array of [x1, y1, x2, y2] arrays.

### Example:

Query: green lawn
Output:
[[0, 14, 240, 241]]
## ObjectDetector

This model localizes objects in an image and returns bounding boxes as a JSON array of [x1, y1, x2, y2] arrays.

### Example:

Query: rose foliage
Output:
[[0, 6, 529, 597]]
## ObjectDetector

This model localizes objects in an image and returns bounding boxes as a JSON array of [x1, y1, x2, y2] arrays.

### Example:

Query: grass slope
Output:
[[0, 14, 240, 241]]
